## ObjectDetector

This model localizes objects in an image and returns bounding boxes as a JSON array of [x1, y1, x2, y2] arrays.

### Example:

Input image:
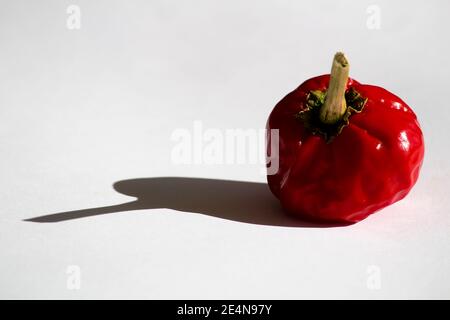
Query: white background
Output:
[[1, 0, 449, 299]]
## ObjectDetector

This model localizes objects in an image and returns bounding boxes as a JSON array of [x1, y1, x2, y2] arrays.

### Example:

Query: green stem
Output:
[[319, 52, 349, 124]]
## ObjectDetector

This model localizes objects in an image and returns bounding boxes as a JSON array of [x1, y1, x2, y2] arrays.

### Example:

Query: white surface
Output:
[[1, 0, 450, 299]]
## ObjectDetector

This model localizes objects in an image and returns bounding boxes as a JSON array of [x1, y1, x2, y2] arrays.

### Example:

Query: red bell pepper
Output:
[[266, 53, 424, 223]]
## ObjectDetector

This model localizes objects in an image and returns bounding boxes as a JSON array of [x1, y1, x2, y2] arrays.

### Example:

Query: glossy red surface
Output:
[[266, 75, 425, 223]]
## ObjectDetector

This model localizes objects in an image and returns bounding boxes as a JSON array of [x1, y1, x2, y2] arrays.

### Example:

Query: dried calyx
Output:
[[296, 52, 367, 142]]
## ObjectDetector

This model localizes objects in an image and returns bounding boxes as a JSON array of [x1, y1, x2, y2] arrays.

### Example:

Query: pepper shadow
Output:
[[24, 177, 347, 228]]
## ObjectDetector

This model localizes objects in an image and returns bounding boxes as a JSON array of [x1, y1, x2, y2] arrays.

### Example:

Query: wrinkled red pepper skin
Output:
[[266, 75, 424, 223]]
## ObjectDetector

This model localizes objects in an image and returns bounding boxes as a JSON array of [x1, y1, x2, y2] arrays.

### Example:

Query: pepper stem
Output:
[[319, 52, 349, 124]]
